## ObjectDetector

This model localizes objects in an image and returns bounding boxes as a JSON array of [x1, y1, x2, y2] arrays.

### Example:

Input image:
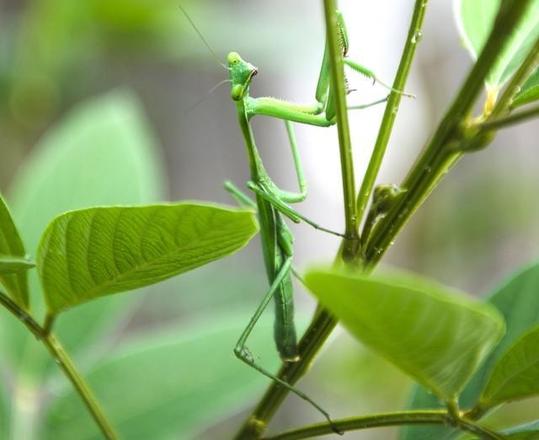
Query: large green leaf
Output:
[[0, 194, 30, 309], [512, 68, 539, 107], [0, 90, 165, 376], [37, 204, 258, 314], [479, 325, 539, 410], [402, 262, 539, 440], [304, 268, 505, 401], [455, 0, 539, 88], [43, 315, 281, 440]]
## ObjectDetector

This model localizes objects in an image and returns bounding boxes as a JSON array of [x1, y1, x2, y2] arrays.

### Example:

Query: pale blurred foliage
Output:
[[1, 0, 539, 438]]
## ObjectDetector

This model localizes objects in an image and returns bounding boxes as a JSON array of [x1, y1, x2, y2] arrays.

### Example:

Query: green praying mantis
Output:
[[180, 5, 411, 426]]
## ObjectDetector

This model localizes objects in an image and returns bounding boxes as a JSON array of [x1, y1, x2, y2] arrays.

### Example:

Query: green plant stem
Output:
[[0, 291, 118, 440], [233, 1, 535, 439], [264, 410, 503, 440], [479, 102, 539, 131], [356, 0, 428, 230], [322, 0, 359, 261], [364, 0, 535, 264]]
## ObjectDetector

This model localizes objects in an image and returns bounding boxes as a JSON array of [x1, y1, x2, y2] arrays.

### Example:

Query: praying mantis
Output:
[[180, 6, 409, 426]]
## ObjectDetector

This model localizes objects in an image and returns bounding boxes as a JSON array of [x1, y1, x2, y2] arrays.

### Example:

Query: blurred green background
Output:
[[1, 0, 539, 439]]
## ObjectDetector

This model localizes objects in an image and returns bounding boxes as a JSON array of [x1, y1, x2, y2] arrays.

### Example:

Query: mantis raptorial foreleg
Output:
[[245, 12, 411, 125]]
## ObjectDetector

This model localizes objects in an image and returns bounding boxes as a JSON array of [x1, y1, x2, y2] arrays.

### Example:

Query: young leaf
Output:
[[512, 67, 539, 107], [455, 0, 539, 88], [37, 204, 258, 314], [478, 324, 539, 410], [44, 315, 280, 440], [0, 194, 31, 309], [304, 268, 505, 401], [402, 261, 539, 440], [0, 256, 34, 274]]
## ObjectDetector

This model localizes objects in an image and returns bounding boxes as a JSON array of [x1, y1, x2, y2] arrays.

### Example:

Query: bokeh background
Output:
[[1, 0, 538, 439]]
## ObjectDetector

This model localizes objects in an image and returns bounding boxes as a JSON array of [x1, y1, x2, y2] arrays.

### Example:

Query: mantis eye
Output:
[[227, 51, 241, 65], [231, 84, 243, 101]]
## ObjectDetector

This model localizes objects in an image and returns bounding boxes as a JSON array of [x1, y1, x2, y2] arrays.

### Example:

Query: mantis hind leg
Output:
[[247, 182, 346, 238], [234, 256, 339, 431]]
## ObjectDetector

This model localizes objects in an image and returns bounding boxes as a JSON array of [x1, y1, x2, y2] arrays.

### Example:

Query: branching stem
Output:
[[264, 410, 503, 440], [356, 0, 428, 231], [0, 291, 118, 440]]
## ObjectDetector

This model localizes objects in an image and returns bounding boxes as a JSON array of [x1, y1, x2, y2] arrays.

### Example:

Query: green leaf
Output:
[[479, 325, 539, 409], [44, 315, 280, 440], [0, 256, 34, 274], [0, 90, 165, 376], [0, 194, 30, 309], [455, 0, 539, 88], [37, 204, 258, 314], [512, 68, 539, 107], [304, 268, 505, 401], [402, 261, 539, 440]]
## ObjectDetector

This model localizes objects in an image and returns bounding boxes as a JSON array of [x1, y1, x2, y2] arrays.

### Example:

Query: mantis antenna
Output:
[[183, 79, 232, 115], [178, 4, 229, 71]]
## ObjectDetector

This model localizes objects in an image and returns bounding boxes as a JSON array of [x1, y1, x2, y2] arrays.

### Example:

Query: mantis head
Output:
[[227, 52, 258, 101]]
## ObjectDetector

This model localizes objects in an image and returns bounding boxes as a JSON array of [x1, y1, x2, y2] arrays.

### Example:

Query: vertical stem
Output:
[[356, 0, 429, 230], [0, 291, 118, 440], [323, 0, 360, 261]]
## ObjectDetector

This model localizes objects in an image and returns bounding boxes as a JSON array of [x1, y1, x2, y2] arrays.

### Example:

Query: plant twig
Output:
[[264, 410, 503, 440], [478, 102, 539, 131], [356, 0, 428, 231], [0, 291, 118, 440]]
